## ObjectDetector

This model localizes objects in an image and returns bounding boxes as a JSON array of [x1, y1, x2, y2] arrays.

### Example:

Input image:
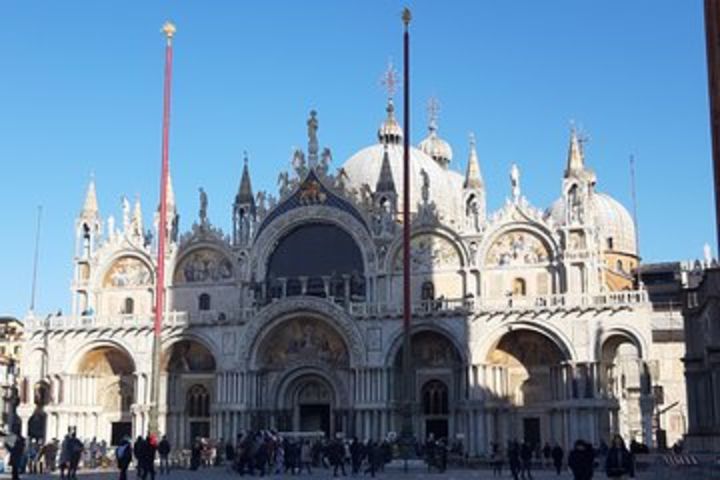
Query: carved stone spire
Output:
[[375, 143, 397, 193], [80, 175, 99, 219], [236, 152, 255, 208], [566, 125, 585, 176], [464, 133, 484, 189]]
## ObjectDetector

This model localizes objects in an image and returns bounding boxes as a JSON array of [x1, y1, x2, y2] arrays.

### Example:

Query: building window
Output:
[[123, 297, 134, 315], [187, 384, 210, 417], [421, 281, 435, 301], [607, 237, 614, 250], [616, 259, 624, 273], [198, 293, 211, 311], [422, 380, 449, 415], [512, 278, 527, 296]]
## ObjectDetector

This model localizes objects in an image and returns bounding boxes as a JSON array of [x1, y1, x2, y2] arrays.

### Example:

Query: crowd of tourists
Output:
[[4, 429, 648, 480], [487, 434, 637, 479]]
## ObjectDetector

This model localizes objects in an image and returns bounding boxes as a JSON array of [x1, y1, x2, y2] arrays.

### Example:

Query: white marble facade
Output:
[[19, 103, 686, 454]]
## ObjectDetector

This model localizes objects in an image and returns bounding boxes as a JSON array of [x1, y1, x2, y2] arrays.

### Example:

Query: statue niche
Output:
[[259, 318, 350, 370]]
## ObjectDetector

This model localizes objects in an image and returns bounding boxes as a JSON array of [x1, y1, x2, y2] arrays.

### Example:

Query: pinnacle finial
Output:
[[402, 7, 412, 27], [243, 150, 249, 166], [427, 96, 440, 132], [469, 132, 476, 148], [162, 21, 176, 44]]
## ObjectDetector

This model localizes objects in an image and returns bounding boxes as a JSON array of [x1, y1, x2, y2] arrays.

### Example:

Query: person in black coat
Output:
[[328, 439, 345, 477], [519, 441, 534, 480], [508, 441, 521, 480], [133, 437, 146, 479], [158, 436, 171, 475], [568, 440, 595, 480], [551, 443, 564, 475], [116, 437, 133, 480], [9, 434, 26, 480], [605, 435, 634, 479]]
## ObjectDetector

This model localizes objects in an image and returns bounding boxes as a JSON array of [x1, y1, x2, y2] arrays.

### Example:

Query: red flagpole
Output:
[[150, 20, 175, 436]]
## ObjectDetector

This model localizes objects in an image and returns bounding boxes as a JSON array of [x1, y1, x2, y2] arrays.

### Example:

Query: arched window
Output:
[[421, 281, 435, 301], [616, 260, 624, 273], [123, 297, 134, 315], [607, 237, 614, 250], [198, 293, 211, 311], [422, 380, 449, 415], [512, 278, 527, 296], [187, 384, 210, 417]]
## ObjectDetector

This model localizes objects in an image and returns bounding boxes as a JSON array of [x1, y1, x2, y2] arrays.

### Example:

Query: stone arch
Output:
[[95, 252, 155, 289], [480, 224, 556, 268], [172, 243, 236, 285], [383, 226, 469, 274], [385, 323, 469, 367], [597, 326, 646, 360], [240, 297, 365, 369], [250, 205, 377, 281], [67, 339, 137, 373], [476, 321, 577, 365], [272, 365, 349, 410], [162, 337, 217, 373]]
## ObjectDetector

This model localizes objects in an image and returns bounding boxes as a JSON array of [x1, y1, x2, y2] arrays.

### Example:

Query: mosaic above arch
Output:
[[259, 317, 350, 369], [393, 234, 461, 273], [485, 230, 550, 267], [174, 248, 233, 284], [103, 256, 153, 288]]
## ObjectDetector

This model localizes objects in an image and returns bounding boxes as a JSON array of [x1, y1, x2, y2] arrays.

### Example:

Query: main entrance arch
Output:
[[253, 315, 352, 437]]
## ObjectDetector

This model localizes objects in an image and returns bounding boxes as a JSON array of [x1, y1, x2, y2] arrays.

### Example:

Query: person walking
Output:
[[59, 434, 71, 480], [329, 438, 346, 477], [67, 432, 83, 480], [605, 435, 634, 479], [133, 437, 146, 479], [519, 441, 534, 480], [141, 434, 157, 480], [116, 437, 133, 480], [300, 440, 313, 474], [568, 440, 595, 480], [551, 442, 564, 475], [158, 436, 171, 475], [490, 442, 504, 477], [508, 441, 521, 480], [542, 442, 552, 470], [9, 434, 26, 480]]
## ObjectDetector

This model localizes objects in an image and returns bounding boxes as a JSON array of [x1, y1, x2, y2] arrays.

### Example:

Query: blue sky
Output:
[[0, 1, 713, 317]]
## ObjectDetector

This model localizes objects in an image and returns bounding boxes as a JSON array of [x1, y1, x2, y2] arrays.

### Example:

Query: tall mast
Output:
[[29, 205, 42, 314], [149, 20, 176, 436], [400, 7, 414, 445]]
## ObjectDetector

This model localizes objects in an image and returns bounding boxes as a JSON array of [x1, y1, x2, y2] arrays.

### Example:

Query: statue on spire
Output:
[[307, 110, 319, 167], [510, 163, 521, 202], [427, 96, 440, 132], [199, 187, 208, 225]]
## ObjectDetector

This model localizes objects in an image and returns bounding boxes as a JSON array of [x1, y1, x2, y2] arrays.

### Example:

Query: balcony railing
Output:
[[25, 290, 649, 331]]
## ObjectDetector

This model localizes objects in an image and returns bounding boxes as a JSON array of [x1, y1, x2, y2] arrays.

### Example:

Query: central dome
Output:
[[342, 143, 464, 218]]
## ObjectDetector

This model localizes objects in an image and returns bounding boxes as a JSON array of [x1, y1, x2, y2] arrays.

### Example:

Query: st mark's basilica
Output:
[[17, 87, 687, 455]]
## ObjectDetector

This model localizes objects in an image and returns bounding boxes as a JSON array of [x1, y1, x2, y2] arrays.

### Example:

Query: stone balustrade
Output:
[[25, 289, 650, 331]]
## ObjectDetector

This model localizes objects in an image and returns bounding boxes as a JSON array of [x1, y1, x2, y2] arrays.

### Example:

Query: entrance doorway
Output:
[[523, 417, 541, 447], [425, 419, 449, 440], [299, 404, 330, 434], [190, 421, 210, 442], [111, 422, 132, 446]]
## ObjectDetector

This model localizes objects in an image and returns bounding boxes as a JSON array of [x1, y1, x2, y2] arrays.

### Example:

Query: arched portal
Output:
[[76, 346, 135, 444], [253, 316, 351, 436], [163, 339, 216, 447], [486, 329, 567, 448], [600, 333, 651, 443], [393, 330, 462, 441]]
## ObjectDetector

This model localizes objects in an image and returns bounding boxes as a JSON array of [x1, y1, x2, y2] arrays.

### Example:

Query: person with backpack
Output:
[[568, 440, 595, 480], [158, 436, 171, 475], [116, 437, 133, 480], [141, 434, 158, 480]]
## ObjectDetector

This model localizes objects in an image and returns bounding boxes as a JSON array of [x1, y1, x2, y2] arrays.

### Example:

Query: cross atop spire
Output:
[[381, 60, 398, 100]]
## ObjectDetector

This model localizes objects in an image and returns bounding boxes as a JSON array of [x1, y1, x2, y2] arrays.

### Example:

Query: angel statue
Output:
[[277, 171, 291, 197], [292, 148, 306, 177], [319, 147, 332, 174], [420, 169, 430, 204], [510, 163, 521, 202], [199, 187, 208, 224]]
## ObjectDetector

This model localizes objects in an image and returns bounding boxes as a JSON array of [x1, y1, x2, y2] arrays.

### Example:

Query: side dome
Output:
[[341, 143, 464, 218], [546, 192, 637, 255], [419, 131, 453, 167]]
